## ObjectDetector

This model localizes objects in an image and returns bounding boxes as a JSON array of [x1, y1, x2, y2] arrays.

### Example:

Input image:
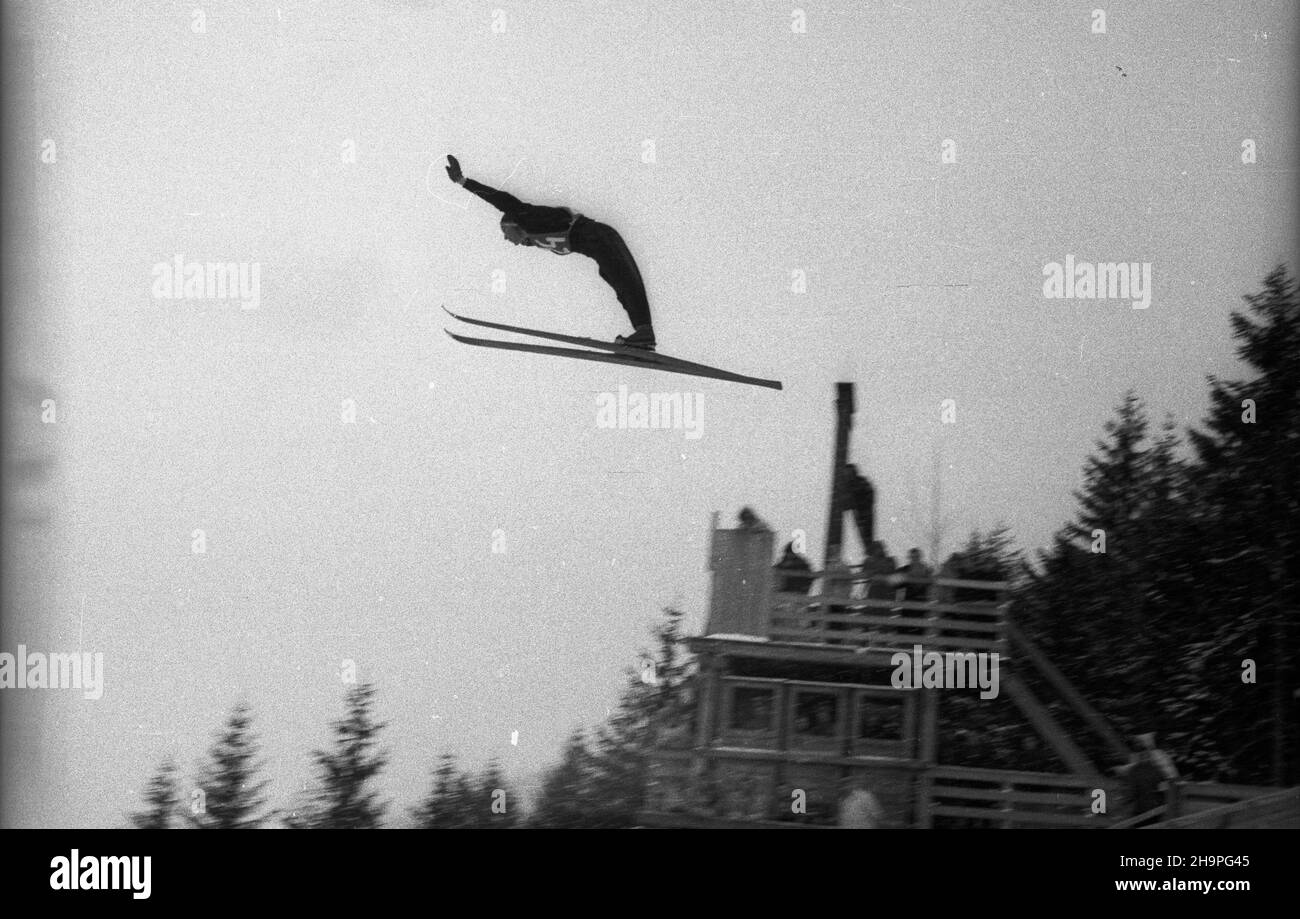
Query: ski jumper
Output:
[[460, 178, 653, 331]]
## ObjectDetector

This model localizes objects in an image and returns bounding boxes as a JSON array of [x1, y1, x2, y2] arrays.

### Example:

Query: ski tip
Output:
[[441, 304, 460, 320]]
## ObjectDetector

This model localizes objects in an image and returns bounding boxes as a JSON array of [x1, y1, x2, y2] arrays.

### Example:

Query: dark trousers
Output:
[[570, 217, 652, 329]]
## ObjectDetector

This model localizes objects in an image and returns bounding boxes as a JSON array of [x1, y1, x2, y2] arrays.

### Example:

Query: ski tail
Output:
[[442, 306, 783, 391], [444, 328, 783, 391]]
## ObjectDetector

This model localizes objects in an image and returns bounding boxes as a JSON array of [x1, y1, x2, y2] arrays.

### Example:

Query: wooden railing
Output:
[[766, 579, 1009, 653], [642, 749, 1298, 828], [1145, 785, 1300, 829], [925, 765, 1115, 828], [643, 748, 922, 827], [642, 751, 1117, 829]]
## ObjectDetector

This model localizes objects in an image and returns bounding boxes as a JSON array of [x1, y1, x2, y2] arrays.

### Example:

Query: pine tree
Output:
[[287, 683, 389, 828], [1182, 265, 1299, 784], [411, 753, 474, 828], [1069, 392, 1149, 547], [954, 525, 1023, 585], [528, 729, 596, 828], [474, 760, 519, 829], [129, 757, 180, 829], [1010, 391, 1204, 776], [1014, 267, 1300, 784], [529, 607, 694, 827], [188, 704, 269, 829]]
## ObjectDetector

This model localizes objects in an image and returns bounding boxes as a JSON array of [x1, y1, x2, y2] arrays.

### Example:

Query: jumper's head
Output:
[[500, 217, 527, 246]]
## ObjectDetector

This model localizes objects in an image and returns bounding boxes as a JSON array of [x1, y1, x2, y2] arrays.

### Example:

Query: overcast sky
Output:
[[3, 0, 1296, 827]]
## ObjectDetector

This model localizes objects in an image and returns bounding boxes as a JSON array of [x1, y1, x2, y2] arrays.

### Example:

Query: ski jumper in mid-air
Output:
[[445, 154, 656, 351]]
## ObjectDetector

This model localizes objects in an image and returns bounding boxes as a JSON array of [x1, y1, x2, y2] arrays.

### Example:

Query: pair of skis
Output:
[[443, 307, 783, 391]]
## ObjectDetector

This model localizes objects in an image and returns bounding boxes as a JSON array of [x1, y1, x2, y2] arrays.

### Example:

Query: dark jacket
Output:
[[462, 178, 577, 235], [1129, 760, 1164, 815], [774, 543, 815, 595]]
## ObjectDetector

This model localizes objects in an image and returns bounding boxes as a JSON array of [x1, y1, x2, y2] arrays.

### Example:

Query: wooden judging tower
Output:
[[638, 384, 1289, 828]]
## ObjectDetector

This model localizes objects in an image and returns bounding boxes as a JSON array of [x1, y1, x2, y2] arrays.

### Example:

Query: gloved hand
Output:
[[445, 154, 464, 185]]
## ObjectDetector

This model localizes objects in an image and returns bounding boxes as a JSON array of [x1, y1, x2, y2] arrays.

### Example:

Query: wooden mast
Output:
[[823, 382, 856, 569]]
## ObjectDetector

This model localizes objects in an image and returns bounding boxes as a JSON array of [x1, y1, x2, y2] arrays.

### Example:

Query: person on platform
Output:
[[862, 540, 898, 602], [890, 547, 933, 636], [895, 547, 934, 602], [838, 786, 885, 828], [1122, 732, 1181, 825], [773, 541, 815, 595], [737, 506, 769, 531]]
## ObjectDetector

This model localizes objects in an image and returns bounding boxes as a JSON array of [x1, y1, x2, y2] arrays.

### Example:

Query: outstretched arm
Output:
[[445, 155, 524, 213]]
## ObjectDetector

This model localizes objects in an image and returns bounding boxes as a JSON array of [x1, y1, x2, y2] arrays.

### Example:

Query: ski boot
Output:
[[615, 325, 656, 352]]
